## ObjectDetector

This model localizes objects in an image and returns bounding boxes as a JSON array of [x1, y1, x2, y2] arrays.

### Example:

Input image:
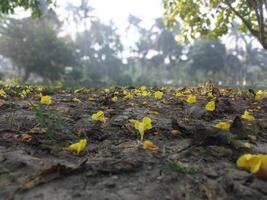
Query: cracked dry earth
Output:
[[1, 86, 267, 200]]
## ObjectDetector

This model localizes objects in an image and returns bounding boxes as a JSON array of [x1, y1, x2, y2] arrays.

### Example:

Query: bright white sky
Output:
[[58, 0, 163, 33], [57, 0, 163, 55]]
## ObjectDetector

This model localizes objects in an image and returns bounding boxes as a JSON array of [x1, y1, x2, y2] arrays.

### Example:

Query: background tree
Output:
[[163, 0, 267, 50], [186, 40, 226, 83], [0, 13, 76, 82]]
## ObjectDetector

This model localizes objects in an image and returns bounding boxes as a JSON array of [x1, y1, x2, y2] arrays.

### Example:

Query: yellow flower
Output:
[[186, 95, 196, 104], [40, 95, 52, 105], [214, 122, 231, 131], [92, 111, 107, 123], [0, 89, 7, 97], [124, 91, 134, 99], [112, 96, 118, 102], [104, 88, 110, 93], [140, 86, 147, 91], [241, 110, 255, 121], [36, 86, 44, 92], [154, 91, 163, 100], [175, 92, 183, 97], [74, 88, 84, 93], [130, 117, 152, 141], [237, 154, 267, 174], [255, 90, 267, 101], [143, 140, 159, 151], [141, 90, 150, 97], [20, 89, 31, 98], [208, 92, 213, 97], [243, 142, 251, 149], [205, 100, 215, 112], [72, 97, 82, 103], [63, 139, 87, 154]]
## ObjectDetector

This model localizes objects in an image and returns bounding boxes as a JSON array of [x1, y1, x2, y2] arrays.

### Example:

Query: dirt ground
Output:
[[1, 84, 267, 200]]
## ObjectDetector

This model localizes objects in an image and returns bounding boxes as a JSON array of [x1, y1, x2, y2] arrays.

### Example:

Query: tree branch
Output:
[[258, 0, 266, 44], [224, 0, 259, 42]]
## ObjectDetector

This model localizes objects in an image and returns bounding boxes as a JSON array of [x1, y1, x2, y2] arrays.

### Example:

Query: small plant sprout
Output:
[[130, 117, 152, 141], [63, 139, 87, 154], [92, 111, 107, 123]]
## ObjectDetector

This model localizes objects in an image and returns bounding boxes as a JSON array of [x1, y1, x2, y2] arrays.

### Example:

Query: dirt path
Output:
[[0, 85, 267, 200]]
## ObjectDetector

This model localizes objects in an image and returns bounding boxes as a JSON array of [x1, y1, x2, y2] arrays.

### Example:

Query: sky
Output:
[[56, 0, 163, 56], [58, 0, 163, 34]]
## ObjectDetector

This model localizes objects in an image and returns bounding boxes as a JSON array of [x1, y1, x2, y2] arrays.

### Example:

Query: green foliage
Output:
[[169, 162, 198, 174], [0, 0, 54, 17], [163, 0, 267, 49], [34, 104, 64, 140], [189, 40, 226, 72]]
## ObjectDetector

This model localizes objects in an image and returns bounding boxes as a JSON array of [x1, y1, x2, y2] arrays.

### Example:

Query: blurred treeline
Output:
[[0, 2, 266, 87]]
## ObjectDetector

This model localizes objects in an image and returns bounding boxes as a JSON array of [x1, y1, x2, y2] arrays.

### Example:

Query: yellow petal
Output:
[[64, 139, 87, 154], [112, 96, 118, 102], [143, 117, 152, 130], [241, 110, 255, 121], [92, 111, 107, 123], [143, 140, 159, 151], [243, 142, 251, 149], [237, 154, 253, 171], [205, 101, 215, 112], [175, 92, 183, 97], [40, 95, 52, 105], [236, 154, 262, 173], [0, 89, 7, 97], [73, 97, 82, 103], [214, 122, 230, 131], [154, 91, 163, 100], [137, 123, 145, 141], [186, 95, 196, 104]]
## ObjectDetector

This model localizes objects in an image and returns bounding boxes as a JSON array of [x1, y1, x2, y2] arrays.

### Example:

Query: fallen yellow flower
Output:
[[0, 89, 7, 97], [72, 97, 82, 103], [175, 92, 183, 97], [241, 110, 255, 121], [243, 142, 252, 149], [112, 96, 118, 102], [143, 140, 159, 151], [92, 111, 107, 123], [130, 117, 152, 141], [40, 95, 52, 105], [255, 90, 267, 101], [205, 100, 215, 112], [214, 122, 231, 131], [186, 95, 196, 104], [154, 91, 163, 100], [141, 90, 150, 97], [140, 86, 147, 91], [208, 92, 213, 97], [237, 154, 267, 177], [63, 139, 87, 154]]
